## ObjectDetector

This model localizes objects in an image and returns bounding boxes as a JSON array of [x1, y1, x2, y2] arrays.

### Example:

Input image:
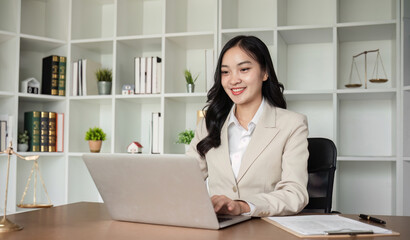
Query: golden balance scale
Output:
[[345, 49, 389, 89], [0, 141, 52, 232]]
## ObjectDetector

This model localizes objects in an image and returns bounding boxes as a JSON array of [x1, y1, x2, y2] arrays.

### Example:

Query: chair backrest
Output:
[[303, 137, 337, 213]]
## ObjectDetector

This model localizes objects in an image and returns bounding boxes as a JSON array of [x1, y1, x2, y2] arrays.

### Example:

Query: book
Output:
[[134, 57, 141, 94], [151, 112, 160, 154], [40, 111, 49, 152], [205, 49, 215, 92], [72, 61, 79, 96], [78, 59, 83, 96], [82, 59, 101, 95], [56, 113, 64, 152], [140, 57, 146, 94], [146, 57, 152, 94], [0, 120, 6, 151], [48, 112, 57, 152], [58, 56, 67, 96], [152, 57, 162, 94], [42, 55, 59, 95], [24, 111, 41, 152]]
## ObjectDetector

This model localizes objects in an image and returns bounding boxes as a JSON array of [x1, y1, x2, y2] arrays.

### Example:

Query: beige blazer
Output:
[[186, 103, 309, 217]]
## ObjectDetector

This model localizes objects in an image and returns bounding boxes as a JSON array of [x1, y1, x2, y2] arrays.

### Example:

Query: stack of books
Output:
[[134, 56, 162, 94], [42, 55, 67, 96], [24, 111, 64, 152], [72, 59, 102, 96], [0, 114, 13, 151]]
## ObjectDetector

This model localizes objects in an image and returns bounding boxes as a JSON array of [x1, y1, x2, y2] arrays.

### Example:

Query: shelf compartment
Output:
[[404, 18, 410, 87], [21, 0, 69, 40], [69, 98, 112, 153], [163, 96, 207, 154], [165, 0, 216, 34], [117, 0, 163, 37], [16, 155, 66, 208], [70, 40, 114, 96], [71, 0, 115, 40], [220, 30, 274, 62], [404, 91, 410, 157], [164, 34, 215, 94], [337, 0, 396, 24], [0, 35, 18, 92], [0, 0, 18, 33], [68, 156, 101, 203], [277, 28, 334, 91], [114, 97, 161, 154], [405, 161, 410, 215], [337, 93, 395, 157], [277, 0, 335, 27], [337, 23, 397, 89], [19, 37, 67, 94], [116, 37, 162, 95], [287, 97, 334, 140], [221, 0, 276, 29], [337, 161, 394, 214]]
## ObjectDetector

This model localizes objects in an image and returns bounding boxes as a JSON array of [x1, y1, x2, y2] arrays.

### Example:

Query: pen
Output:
[[359, 214, 386, 224]]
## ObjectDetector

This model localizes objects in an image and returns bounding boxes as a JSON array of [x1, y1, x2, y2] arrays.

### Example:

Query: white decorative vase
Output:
[[18, 143, 29, 152]]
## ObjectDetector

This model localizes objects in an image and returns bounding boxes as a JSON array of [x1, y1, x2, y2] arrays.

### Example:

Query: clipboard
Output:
[[263, 216, 400, 238]]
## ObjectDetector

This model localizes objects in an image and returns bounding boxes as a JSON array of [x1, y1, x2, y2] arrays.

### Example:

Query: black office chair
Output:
[[303, 137, 337, 213]]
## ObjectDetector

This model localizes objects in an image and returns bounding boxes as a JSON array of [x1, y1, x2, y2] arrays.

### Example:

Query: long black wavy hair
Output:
[[196, 35, 286, 158]]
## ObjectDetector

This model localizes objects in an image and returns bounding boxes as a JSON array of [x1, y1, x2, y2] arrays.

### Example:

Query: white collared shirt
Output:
[[227, 98, 265, 179]]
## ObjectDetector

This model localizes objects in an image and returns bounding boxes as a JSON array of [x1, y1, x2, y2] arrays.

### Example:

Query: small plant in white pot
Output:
[[96, 68, 112, 95], [18, 130, 29, 152], [85, 127, 106, 153]]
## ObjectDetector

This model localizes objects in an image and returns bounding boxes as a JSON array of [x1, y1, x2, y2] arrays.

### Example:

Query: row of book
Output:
[[0, 114, 13, 151], [42, 55, 67, 96], [24, 111, 64, 152], [72, 59, 101, 96], [135, 56, 162, 94]]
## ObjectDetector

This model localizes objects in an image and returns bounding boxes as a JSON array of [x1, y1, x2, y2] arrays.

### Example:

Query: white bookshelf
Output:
[[0, 0, 408, 216]]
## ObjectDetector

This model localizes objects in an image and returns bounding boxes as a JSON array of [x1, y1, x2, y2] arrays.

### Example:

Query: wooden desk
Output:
[[3, 202, 409, 239]]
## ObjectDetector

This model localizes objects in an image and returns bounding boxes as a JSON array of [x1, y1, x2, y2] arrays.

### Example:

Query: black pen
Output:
[[359, 214, 386, 224]]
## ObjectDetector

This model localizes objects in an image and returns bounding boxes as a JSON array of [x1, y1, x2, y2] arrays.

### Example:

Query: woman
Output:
[[186, 35, 309, 217]]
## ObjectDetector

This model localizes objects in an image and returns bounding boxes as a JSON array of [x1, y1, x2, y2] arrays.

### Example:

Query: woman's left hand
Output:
[[211, 195, 250, 215]]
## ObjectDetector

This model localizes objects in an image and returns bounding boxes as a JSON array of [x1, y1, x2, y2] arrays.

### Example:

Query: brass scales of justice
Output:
[[0, 141, 53, 232], [345, 49, 389, 89]]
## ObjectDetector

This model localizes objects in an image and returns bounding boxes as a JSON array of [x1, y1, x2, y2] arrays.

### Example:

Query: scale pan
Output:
[[17, 204, 53, 208], [345, 83, 362, 88], [369, 78, 388, 83]]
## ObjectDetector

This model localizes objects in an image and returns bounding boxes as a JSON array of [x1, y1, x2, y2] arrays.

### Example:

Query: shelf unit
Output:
[[0, 0, 407, 216]]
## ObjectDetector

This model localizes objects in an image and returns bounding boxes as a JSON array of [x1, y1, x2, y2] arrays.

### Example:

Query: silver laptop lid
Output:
[[83, 154, 221, 229]]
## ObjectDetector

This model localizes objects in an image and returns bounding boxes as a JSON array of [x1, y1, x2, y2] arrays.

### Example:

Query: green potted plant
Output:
[[184, 69, 199, 93], [85, 127, 107, 153], [176, 129, 195, 151], [96, 68, 112, 95], [18, 130, 29, 152]]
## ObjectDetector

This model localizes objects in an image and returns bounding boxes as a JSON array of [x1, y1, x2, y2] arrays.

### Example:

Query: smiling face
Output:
[[221, 46, 268, 110]]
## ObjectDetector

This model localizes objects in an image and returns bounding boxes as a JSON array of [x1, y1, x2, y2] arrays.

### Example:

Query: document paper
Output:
[[268, 215, 392, 235]]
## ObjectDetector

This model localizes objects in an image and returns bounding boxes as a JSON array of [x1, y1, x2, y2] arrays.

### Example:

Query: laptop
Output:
[[82, 153, 251, 229]]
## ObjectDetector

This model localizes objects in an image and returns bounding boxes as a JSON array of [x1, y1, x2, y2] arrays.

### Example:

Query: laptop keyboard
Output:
[[217, 217, 233, 223]]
